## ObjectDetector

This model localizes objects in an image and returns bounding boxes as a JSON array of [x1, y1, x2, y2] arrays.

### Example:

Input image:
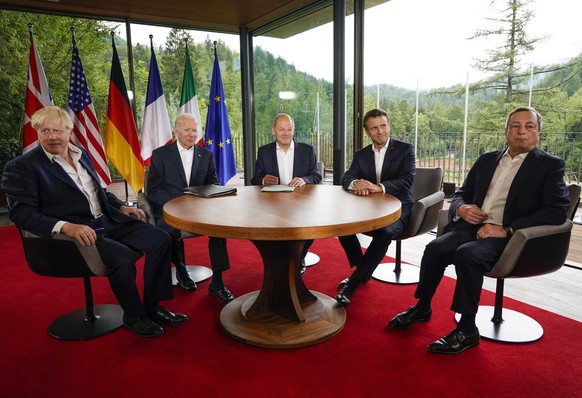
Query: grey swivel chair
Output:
[[17, 229, 130, 340], [440, 183, 580, 342], [372, 167, 445, 284]]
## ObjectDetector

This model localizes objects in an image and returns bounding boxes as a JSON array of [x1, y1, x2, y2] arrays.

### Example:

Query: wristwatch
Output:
[[503, 226, 514, 236]]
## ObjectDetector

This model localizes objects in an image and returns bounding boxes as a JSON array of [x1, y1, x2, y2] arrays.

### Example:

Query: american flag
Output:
[[67, 34, 111, 186]]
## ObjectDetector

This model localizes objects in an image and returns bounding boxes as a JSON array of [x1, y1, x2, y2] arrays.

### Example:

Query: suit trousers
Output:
[[338, 218, 405, 283], [414, 223, 509, 314], [156, 218, 230, 272], [94, 215, 173, 317]]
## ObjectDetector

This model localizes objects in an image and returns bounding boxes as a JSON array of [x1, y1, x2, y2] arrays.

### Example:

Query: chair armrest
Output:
[[436, 209, 450, 237], [405, 191, 445, 237], [137, 192, 156, 226], [487, 220, 573, 278], [21, 230, 107, 276]]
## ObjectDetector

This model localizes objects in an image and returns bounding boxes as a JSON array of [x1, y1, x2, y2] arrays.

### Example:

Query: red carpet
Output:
[[1, 225, 581, 397]]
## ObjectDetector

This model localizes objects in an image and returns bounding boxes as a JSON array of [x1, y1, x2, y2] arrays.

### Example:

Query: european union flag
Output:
[[204, 43, 237, 186]]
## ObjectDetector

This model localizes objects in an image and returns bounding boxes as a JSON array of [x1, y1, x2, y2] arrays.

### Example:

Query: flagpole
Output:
[[110, 31, 131, 204]]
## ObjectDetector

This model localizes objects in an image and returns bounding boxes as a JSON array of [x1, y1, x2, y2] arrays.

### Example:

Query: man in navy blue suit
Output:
[[147, 113, 234, 303], [251, 113, 322, 274], [388, 107, 570, 354], [336, 108, 416, 307], [2, 106, 187, 338]]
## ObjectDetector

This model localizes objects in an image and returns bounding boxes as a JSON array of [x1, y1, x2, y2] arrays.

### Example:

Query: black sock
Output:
[[416, 299, 431, 313], [210, 271, 224, 289], [457, 314, 477, 334]]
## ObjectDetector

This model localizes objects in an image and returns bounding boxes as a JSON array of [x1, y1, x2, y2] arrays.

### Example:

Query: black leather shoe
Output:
[[123, 315, 164, 337], [428, 328, 480, 354], [209, 286, 235, 303], [388, 306, 432, 329], [176, 269, 197, 291], [338, 277, 352, 290], [300, 260, 307, 276], [149, 306, 188, 326], [335, 284, 355, 307]]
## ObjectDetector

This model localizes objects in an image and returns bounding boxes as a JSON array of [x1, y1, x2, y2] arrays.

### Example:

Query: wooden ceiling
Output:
[[0, 0, 325, 34]]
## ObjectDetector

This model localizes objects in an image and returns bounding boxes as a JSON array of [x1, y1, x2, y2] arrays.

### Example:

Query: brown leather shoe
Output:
[[428, 329, 480, 354]]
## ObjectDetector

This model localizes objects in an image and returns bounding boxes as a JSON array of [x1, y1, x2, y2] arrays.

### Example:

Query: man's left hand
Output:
[[476, 224, 506, 239], [120, 205, 146, 221], [288, 177, 306, 187]]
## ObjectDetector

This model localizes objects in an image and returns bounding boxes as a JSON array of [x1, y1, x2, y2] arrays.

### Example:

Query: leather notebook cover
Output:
[[184, 184, 237, 198]]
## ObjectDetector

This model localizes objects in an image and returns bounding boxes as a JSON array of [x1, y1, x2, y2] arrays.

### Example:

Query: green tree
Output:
[[469, 0, 542, 102]]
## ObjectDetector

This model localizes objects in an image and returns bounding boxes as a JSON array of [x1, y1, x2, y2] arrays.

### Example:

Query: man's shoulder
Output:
[[152, 142, 176, 156], [6, 146, 42, 168], [258, 142, 276, 151], [389, 138, 413, 150], [295, 142, 314, 151]]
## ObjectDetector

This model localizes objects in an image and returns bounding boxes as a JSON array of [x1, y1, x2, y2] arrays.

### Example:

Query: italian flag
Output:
[[179, 44, 204, 146]]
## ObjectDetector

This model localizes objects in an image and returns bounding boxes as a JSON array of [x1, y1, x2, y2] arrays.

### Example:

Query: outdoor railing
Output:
[[235, 131, 582, 187]]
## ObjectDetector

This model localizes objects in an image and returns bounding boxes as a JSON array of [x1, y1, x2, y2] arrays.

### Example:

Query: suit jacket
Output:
[[147, 141, 219, 220], [1, 145, 132, 238], [250, 141, 322, 185], [342, 138, 416, 225], [447, 147, 570, 232]]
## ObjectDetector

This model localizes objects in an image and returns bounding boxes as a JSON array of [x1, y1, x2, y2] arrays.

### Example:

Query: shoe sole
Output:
[[123, 324, 165, 337], [428, 341, 479, 354], [388, 316, 431, 330], [209, 290, 235, 303]]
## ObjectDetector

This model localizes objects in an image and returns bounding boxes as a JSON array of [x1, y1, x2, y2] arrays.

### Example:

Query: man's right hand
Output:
[[60, 222, 98, 247], [458, 204, 488, 225], [262, 174, 279, 185]]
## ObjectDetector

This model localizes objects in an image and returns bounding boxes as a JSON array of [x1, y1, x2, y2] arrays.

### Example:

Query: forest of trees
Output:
[[1, 0, 581, 175]]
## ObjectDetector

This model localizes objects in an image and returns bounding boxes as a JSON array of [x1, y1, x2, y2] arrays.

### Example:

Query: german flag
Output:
[[105, 37, 144, 194]]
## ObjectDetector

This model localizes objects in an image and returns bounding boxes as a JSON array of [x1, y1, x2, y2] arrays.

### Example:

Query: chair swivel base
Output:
[[48, 304, 124, 340], [171, 265, 213, 285], [454, 306, 544, 343], [371, 262, 420, 284], [304, 252, 320, 267]]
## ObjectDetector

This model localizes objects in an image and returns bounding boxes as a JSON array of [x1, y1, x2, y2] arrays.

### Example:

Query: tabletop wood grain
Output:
[[163, 184, 402, 241]]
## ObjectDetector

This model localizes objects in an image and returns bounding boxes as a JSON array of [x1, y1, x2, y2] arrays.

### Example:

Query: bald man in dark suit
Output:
[[251, 113, 322, 274]]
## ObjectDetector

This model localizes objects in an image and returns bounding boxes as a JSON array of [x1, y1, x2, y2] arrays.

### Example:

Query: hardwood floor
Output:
[[359, 206, 582, 323]]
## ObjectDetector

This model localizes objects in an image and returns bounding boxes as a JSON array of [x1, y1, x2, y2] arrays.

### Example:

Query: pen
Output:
[[93, 227, 105, 234]]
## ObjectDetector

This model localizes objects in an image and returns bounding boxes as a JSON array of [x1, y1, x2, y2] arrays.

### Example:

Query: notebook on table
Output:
[[261, 185, 295, 192], [184, 184, 237, 198]]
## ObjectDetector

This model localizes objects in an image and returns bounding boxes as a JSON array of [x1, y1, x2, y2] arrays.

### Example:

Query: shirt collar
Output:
[[372, 138, 390, 153], [177, 140, 194, 152], [42, 143, 81, 163], [276, 140, 294, 152]]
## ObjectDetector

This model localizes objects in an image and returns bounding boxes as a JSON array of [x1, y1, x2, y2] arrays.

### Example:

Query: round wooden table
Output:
[[164, 184, 401, 348]]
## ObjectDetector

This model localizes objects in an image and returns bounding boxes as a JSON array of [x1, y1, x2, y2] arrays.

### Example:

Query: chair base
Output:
[[48, 304, 124, 340], [171, 265, 213, 285], [371, 262, 420, 284], [304, 252, 320, 267], [455, 306, 544, 343]]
